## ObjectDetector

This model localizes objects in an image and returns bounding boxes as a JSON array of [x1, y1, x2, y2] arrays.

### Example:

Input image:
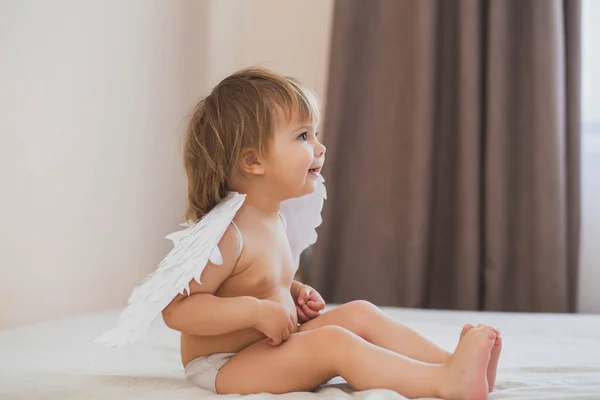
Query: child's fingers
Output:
[[307, 300, 325, 311], [296, 305, 309, 322], [309, 292, 325, 305], [268, 333, 282, 346], [297, 288, 311, 305], [302, 304, 320, 318]]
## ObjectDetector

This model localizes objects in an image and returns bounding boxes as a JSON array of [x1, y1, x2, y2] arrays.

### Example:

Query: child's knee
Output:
[[338, 300, 380, 327], [310, 326, 357, 351], [307, 326, 360, 369], [344, 300, 379, 315]]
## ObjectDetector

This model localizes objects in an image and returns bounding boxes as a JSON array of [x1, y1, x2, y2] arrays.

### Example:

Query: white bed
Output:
[[1, 306, 600, 400]]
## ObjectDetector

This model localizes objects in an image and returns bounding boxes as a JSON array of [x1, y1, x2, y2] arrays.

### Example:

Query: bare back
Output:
[[175, 210, 299, 366]]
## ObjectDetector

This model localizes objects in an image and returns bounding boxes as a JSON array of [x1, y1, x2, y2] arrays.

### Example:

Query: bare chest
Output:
[[217, 225, 297, 299]]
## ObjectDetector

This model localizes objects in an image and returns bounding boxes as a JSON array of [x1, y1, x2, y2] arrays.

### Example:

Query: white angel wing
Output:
[[95, 191, 246, 348], [279, 174, 327, 263]]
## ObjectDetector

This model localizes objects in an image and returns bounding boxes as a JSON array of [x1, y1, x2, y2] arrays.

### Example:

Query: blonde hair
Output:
[[183, 67, 321, 221]]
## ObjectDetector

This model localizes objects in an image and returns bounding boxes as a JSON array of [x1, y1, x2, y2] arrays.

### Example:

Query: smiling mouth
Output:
[[308, 167, 322, 174]]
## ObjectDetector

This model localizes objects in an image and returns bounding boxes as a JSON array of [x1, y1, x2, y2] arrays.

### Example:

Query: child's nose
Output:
[[315, 142, 326, 157]]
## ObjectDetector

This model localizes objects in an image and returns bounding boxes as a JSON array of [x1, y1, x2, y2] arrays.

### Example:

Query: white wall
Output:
[[0, 0, 334, 328], [0, 0, 209, 328], [578, 0, 600, 314], [202, 0, 334, 107], [579, 135, 600, 313], [578, 128, 600, 314], [581, 0, 600, 124]]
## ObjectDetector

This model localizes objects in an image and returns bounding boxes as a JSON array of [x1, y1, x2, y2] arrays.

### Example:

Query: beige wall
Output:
[[0, 0, 333, 328], [202, 0, 334, 103], [0, 0, 200, 328]]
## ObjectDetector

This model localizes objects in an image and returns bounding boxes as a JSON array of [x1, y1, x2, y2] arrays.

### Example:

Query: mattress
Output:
[[1, 306, 599, 400]]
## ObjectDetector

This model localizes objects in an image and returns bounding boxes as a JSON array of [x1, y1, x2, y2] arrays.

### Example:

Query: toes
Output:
[[477, 324, 501, 337], [494, 335, 503, 347], [463, 326, 497, 348], [467, 326, 497, 344], [460, 323, 475, 338]]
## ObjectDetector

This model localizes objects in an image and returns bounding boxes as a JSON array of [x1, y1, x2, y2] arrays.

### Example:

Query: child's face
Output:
[[263, 110, 326, 199]]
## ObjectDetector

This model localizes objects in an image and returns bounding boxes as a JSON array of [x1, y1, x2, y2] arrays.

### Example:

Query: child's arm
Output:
[[163, 294, 260, 336], [161, 225, 259, 336]]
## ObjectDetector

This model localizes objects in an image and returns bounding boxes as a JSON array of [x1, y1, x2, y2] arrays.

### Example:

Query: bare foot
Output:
[[480, 325, 502, 392], [442, 327, 495, 400], [459, 324, 502, 392], [460, 323, 475, 339]]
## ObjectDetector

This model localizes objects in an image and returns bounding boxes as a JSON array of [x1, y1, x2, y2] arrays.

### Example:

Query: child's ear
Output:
[[239, 149, 265, 176]]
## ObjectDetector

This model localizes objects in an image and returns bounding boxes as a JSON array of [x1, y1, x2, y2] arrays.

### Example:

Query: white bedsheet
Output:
[[1, 306, 599, 400]]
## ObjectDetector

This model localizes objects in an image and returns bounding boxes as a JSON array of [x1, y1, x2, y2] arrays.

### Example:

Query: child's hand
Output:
[[294, 284, 326, 323], [253, 300, 295, 346]]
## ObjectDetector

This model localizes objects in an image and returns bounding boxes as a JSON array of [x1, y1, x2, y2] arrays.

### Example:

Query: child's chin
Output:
[[300, 181, 316, 196], [285, 182, 314, 199]]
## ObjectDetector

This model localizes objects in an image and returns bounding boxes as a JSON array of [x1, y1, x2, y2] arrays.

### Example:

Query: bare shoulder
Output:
[[164, 223, 242, 307]]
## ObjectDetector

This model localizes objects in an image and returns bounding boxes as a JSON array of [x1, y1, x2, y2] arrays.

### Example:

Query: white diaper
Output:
[[184, 353, 235, 393]]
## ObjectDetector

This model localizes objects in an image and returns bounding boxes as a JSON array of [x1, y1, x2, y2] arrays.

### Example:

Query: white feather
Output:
[[95, 178, 327, 348], [209, 247, 223, 265], [95, 191, 246, 348], [280, 174, 327, 263]]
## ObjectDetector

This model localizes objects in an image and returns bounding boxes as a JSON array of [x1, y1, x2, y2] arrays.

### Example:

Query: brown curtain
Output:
[[307, 0, 581, 313]]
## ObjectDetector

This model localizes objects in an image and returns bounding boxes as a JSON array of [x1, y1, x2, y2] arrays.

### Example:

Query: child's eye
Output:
[[298, 132, 308, 141]]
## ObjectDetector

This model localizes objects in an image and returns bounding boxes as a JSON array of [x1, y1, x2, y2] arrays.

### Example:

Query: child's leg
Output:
[[299, 300, 451, 364], [216, 325, 495, 400]]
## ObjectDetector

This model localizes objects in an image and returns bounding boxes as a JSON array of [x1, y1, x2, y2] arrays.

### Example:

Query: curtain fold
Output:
[[308, 0, 581, 312]]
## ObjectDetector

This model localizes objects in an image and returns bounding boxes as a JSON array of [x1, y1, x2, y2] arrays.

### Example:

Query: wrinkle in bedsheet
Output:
[[1, 307, 599, 400]]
